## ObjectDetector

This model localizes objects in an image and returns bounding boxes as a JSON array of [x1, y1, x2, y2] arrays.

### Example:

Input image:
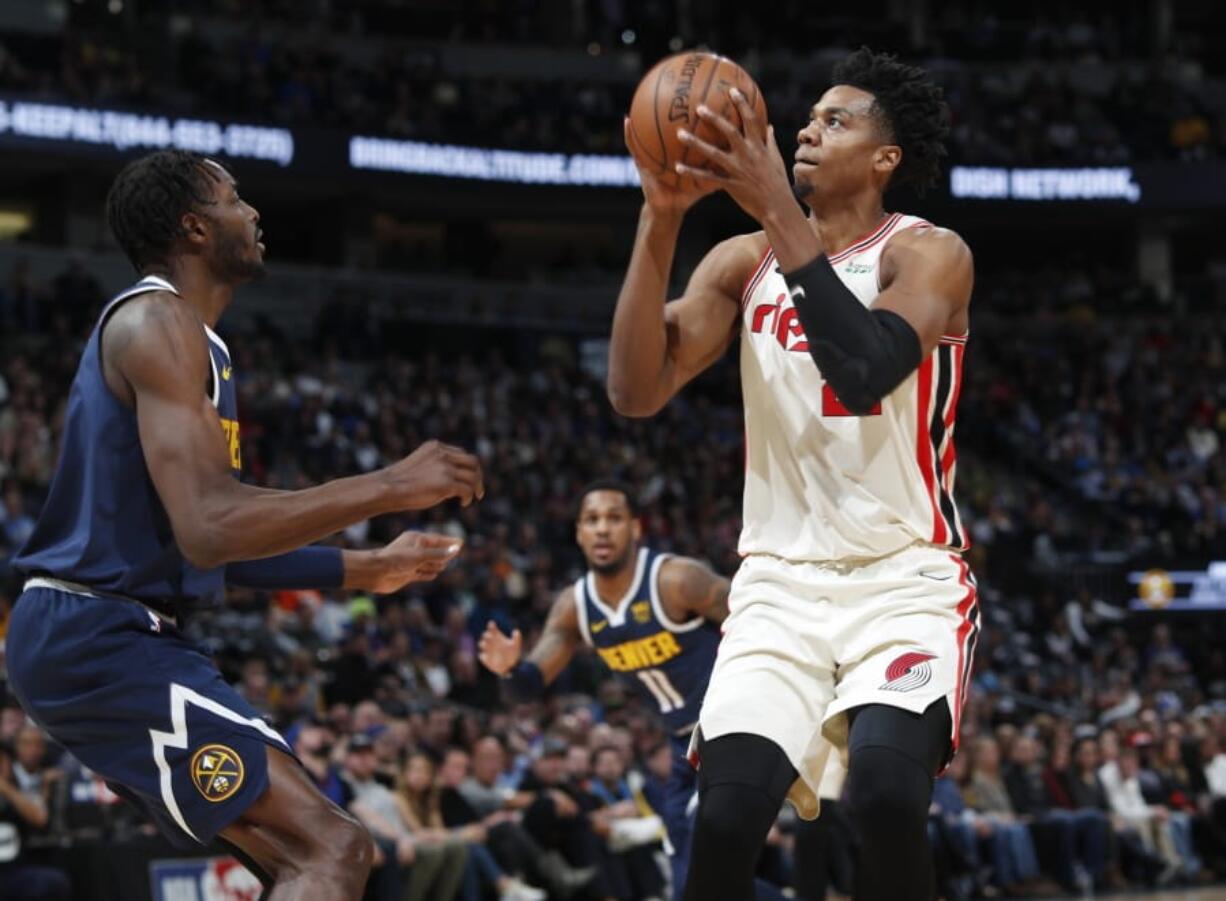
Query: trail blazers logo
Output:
[[190, 744, 245, 802], [880, 652, 936, 692]]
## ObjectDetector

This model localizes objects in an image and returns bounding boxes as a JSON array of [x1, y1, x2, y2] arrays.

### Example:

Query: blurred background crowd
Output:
[[1, 0, 1225, 899]]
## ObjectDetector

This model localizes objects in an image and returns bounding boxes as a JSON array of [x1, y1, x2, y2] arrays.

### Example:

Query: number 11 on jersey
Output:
[[637, 668, 685, 713]]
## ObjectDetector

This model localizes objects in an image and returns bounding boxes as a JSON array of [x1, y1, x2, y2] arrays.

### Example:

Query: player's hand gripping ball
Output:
[[626, 50, 767, 191]]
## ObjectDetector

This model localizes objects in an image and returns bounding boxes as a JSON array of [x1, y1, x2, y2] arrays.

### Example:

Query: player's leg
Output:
[[685, 556, 839, 901], [662, 735, 698, 900], [683, 731, 797, 901], [845, 699, 952, 901], [219, 746, 372, 900]]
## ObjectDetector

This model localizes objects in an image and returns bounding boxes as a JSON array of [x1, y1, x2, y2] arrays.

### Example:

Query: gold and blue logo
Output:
[[190, 743, 245, 802]]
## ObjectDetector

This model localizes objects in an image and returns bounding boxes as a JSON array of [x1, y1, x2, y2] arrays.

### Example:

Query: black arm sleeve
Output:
[[782, 256, 923, 415]]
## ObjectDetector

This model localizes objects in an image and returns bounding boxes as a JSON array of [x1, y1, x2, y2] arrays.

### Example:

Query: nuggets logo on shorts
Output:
[[631, 601, 652, 624], [190, 743, 245, 802], [880, 651, 936, 692]]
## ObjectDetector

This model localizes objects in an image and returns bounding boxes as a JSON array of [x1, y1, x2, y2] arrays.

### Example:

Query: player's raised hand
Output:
[[348, 531, 462, 594], [477, 621, 522, 676], [387, 440, 485, 510], [625, 117, 717, 217], [673, 89, 794, 224]]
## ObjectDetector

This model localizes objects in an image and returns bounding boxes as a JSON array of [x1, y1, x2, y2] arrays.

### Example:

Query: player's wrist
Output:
[[640, 202, 686, 229], [761, 202, 820, 272]]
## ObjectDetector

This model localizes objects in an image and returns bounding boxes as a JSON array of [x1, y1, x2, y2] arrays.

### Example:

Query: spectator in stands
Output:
[[439, 746, 593, 897], [929, 750, 981, 901], [0, 734, 70, 900], [966, 736, 1046, 893], [517, 736, 615, 896], [586, 744, 665, 900], [395, 751, 545, 900], [342, 733, 467, 901], [1104, 746, 1183, 884], [294, 723, 348, 808]]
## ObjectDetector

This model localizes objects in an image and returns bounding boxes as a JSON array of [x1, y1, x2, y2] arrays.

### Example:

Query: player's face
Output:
[[576, 490, 642, 575], [201, 163, 265, 284], [792, 85, 899, 206]]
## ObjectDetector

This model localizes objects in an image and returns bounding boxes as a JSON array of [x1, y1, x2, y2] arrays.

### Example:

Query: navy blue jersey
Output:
[[575, 548, 721, 734], [14, 275, 240, 614]]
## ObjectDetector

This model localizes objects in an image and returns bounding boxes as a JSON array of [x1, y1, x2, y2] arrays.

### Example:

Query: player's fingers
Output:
[[728, 87, 763, 141], [674, 162, 728, 185], [677, 127, 734, 168], [695, 102, 742, 144], [415, 533, 463, 553]]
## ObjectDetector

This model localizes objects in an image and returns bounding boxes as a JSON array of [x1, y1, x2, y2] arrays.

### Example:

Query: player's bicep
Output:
[[661, 237, 758, 391], [526, 590, 583, 683], [872, 229, 973, 356], [110, 299, 237, 561], [662, 557, 731, 624]]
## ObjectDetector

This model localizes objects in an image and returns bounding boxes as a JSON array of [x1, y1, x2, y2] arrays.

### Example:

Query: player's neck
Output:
[[807, 193, 888, 260], [591, 556, 638, 605], [151, 259, 235, 328]]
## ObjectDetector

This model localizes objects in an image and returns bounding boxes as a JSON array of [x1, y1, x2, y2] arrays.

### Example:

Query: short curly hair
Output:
[[831, 47, 950, 193], [106, 150, 224, 272]]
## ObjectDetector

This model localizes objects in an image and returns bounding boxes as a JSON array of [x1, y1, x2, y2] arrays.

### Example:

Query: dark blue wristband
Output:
[[505, 661, 545, 700], [225, 546, 345, 590]]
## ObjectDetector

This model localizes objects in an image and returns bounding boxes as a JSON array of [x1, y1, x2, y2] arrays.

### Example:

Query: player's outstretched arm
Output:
[[226, 532, 463, 594], [659, 556, 732, 625], [478, 588, 583, 697], [607, 121, 755, 419], [104, 294, 483, 569]]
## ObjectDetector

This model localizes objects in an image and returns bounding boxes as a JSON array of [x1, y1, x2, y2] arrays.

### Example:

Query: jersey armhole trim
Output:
[[649, 554, 704, 633], [572, 579, 594, 647], [740, 246, 775, 311]]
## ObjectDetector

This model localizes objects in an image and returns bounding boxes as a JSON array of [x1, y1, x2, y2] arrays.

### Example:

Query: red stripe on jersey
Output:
[[740, 246, 774, 310], [915, 357, 946, 545], [950, 554, 979, 745], [828, 213, 902, 264], [939, 344, 964, 482]]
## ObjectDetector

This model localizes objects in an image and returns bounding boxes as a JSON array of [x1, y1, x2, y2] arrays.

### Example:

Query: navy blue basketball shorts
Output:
[[6, 585, 291, 848]]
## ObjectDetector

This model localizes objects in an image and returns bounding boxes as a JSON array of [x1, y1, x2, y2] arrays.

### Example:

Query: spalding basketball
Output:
[[627, 51, 768, 190]]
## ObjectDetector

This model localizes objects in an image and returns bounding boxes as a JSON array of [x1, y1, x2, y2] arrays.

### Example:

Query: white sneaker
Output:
[[501, 878, 547, 901]]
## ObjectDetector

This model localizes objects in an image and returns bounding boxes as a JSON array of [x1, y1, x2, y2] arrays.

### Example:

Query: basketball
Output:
[[627, 50, 768, 189]]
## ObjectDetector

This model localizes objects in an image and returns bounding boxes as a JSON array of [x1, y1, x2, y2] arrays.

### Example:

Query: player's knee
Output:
[[306, 807, 373, 880], [694, 782, 756, 848], [692, 733, 795, 851], [847, 744, 930, 838]]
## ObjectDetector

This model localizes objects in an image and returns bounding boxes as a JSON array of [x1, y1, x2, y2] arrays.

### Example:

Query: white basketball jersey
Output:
[[737, 212, 968, 563]]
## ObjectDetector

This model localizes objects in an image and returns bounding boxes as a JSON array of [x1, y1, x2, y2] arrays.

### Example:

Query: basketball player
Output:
[[5, 150, 484, 900], [609, 48, 978, 901], [477, 480, 733, 900]]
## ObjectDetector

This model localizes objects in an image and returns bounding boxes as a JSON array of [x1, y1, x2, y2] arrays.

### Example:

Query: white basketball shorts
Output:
[[694, 542, 980, 819]]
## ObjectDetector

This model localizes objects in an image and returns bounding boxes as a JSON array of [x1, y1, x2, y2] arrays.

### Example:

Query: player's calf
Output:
[[223, 749, 372, 899], [846, 701, 952, 901], [683, 732, 796, 901]]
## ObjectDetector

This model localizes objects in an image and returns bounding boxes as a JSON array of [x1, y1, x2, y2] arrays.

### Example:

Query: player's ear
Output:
[[631, 518, 643, 543], [874, 144, 901, 179], [180, 209, 210, 249]]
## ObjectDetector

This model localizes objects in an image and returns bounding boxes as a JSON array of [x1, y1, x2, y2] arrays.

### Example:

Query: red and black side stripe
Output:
[[927, 344, 963, 549]]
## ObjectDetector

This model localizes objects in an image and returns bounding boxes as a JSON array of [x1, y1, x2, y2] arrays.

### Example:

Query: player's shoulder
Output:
[[102, 290, 209, 373], [885, 218, 972, 266], [656, 554, 720, 593], [710, 230, 771, 273], [695, 230, 772, 304], [106, 289, 203, 343]]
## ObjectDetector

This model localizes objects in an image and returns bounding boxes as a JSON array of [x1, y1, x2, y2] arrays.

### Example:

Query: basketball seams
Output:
[[675, 56, 724, 188], [629, 52, 765, 190], [627, 116, 665, 171], [650, 61, 673, 182]]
